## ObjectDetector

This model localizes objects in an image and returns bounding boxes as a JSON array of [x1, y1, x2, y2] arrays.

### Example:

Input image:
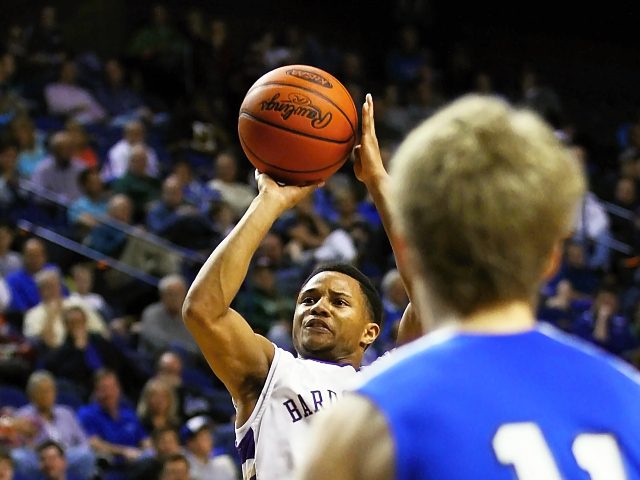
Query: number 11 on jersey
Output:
[[493, 422, 626, 480]]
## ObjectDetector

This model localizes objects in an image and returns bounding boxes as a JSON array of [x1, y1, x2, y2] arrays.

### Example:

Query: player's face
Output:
[[293, 271, 370, 362]]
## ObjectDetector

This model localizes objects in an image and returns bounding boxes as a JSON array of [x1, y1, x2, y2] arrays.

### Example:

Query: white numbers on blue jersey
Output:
[[493, 422, 626, 480]]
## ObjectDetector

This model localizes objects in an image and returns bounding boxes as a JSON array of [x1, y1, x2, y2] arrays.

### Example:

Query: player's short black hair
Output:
[[302, 262, 383, 328]]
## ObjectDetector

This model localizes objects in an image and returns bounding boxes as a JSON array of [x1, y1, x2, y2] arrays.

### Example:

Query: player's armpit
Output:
[[296, 394, 394, 480]]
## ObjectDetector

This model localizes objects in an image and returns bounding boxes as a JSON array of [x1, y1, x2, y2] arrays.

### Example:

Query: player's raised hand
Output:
[[353, 93, 387, 186], [255, 170, 320, 214]]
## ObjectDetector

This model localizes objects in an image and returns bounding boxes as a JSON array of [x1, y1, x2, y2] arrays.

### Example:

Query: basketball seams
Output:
[[243, 81, 357, 137], [238, 130, 348, 175], [239, 111, 354, 145]]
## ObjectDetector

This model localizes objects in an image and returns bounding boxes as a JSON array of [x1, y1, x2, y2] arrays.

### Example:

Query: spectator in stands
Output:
[[127, 4, 188, 102], [549, 240, 601, 298], [12, 371, 95, 479], [159, 452, 190, 480], [31, 131, 85, 203], [146, 175, 212, 249], [154, 351, 231, 423], [94, 58, 154, 128], [34, 440, 77, 480], [67, 264, 110, 321], [139, 274, 197, 355], [386, 25, 430, 85], [377, 268, 408, 352], [6, 238, 53, 312], [67, 168, 110, 238], [101, 120, 159, 183], [0, 448, 14, 480], [10, 115, 47, 179], [78, 369, 149, 467], [0, 307, 34, 387], [538, 279, 589, 332], [573, 284, 637, 355], [234, 257, 294, 337], [25, 6, 65, 71], [0, 136, 24, 219], [181, 415, 237, 480], [207, 152, 255, 218], [64, 120, 98, 169], [0, 221, 22, 277], [171, 159, 213, 210], [23, 269, 106, 349], [0, 52, 27, 118], [83, 194, 130, 257], [44, 60, 106, 125], [42, 305, 141, 399], [111, 144, 161, 222], [136, 378, 180, 433], [128, 427, 182, 480]]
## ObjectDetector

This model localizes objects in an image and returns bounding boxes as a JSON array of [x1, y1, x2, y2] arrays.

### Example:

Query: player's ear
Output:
[[360, 322, 380, 348], [542, 239, 564, 280]]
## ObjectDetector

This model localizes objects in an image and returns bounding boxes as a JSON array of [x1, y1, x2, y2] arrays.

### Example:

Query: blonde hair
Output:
[[391, 95, 585, 317], [136, 377, 179, 423]]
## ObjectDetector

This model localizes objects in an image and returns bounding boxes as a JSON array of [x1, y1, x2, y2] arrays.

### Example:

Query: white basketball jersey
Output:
[[235, 346, 359, 480]]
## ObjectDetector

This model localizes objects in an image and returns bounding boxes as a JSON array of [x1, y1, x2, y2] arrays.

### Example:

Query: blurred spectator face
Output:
[[0, 456, 13, 480], [595, 290, 618, 316], [556, 280, 574, 300], [65, 121, 89, 150], [187, 428, 212, 458], [31, 377, 56, 412], [161, 280, 187, 315], [0, 54, 16, 79], [215, 153, 237, 183], [72, 266, 93, 295], [154, 430, 181, 457], [334, 189, 357, 216], [400, 26, 418, 51], [147, 382, 172, 416], [95, 373, 121, 411], [260, 233, 283, 265], [387, 276, 408, 307], [161, 458, 189, 480], [210, 19, 227, 45], [108, 195, 133, 223], [157, 352, 182, 386], [40, 6, 57, 28], [162, 176, 183, 207], [24, 239, 47, 274], [63, 307, 88, 337], [38, 273, 62, 303], [0, 144, 18, 174], [172, 161, 192, 185], [50, 132, 74, 165], [128, 146, 148, 176], [342, 53, 362, 79], [39, 445, 66, 479], [124, 121, 145, 145], [59, 62, 77, 84], [252, 264, 275, 294], [475, 73, 493, 94], [105, 59, 124, 87], [566, 242, 585, 268], [0, 225, 14, 253], [152, 4, 169, 27], [10, 116, 36, 150], [81, 169, 104, 197], [615, 177, 636, 205]]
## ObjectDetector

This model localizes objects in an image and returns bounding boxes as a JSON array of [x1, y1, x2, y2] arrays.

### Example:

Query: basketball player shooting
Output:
[[299, 96, 640, 480], [182, 95, 415, 480]]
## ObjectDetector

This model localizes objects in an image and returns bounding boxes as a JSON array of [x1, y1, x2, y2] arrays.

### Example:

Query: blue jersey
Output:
[[357, 323, 640, 480]]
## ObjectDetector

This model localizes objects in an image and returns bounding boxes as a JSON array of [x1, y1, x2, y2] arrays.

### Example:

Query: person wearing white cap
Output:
[[181, 416, 237, 480]]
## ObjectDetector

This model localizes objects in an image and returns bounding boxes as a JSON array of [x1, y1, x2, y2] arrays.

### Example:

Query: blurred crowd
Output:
[[1, 2, 640, 479]]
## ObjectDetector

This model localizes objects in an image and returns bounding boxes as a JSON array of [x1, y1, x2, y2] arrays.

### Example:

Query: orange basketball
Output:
[[238, 65, 358, 185]]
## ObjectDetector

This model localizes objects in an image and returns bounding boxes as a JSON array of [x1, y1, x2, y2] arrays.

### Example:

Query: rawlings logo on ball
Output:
[[260, 93, 333, 129], [286, 69, 333, 88]]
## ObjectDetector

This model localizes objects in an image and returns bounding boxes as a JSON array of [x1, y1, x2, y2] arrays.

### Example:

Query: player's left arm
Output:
[[354, 94, 423, 343], [296, 395, 395, 480]]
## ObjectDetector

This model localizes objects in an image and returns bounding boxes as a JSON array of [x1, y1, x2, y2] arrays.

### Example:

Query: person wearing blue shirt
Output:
[[78, 369, 149, 468], [300, 95, 640, 479]]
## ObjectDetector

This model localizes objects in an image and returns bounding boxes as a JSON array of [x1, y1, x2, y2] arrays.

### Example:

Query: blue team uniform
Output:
[[357, 323, 640, 479]]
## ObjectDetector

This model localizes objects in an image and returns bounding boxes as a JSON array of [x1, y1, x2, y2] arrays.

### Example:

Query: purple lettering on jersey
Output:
[[328, 390, 338, 402], [298, 394, 313, 417], [283, 399, 303, 422], [311, 390, 323, 412], [237, 428, 256, 462]]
